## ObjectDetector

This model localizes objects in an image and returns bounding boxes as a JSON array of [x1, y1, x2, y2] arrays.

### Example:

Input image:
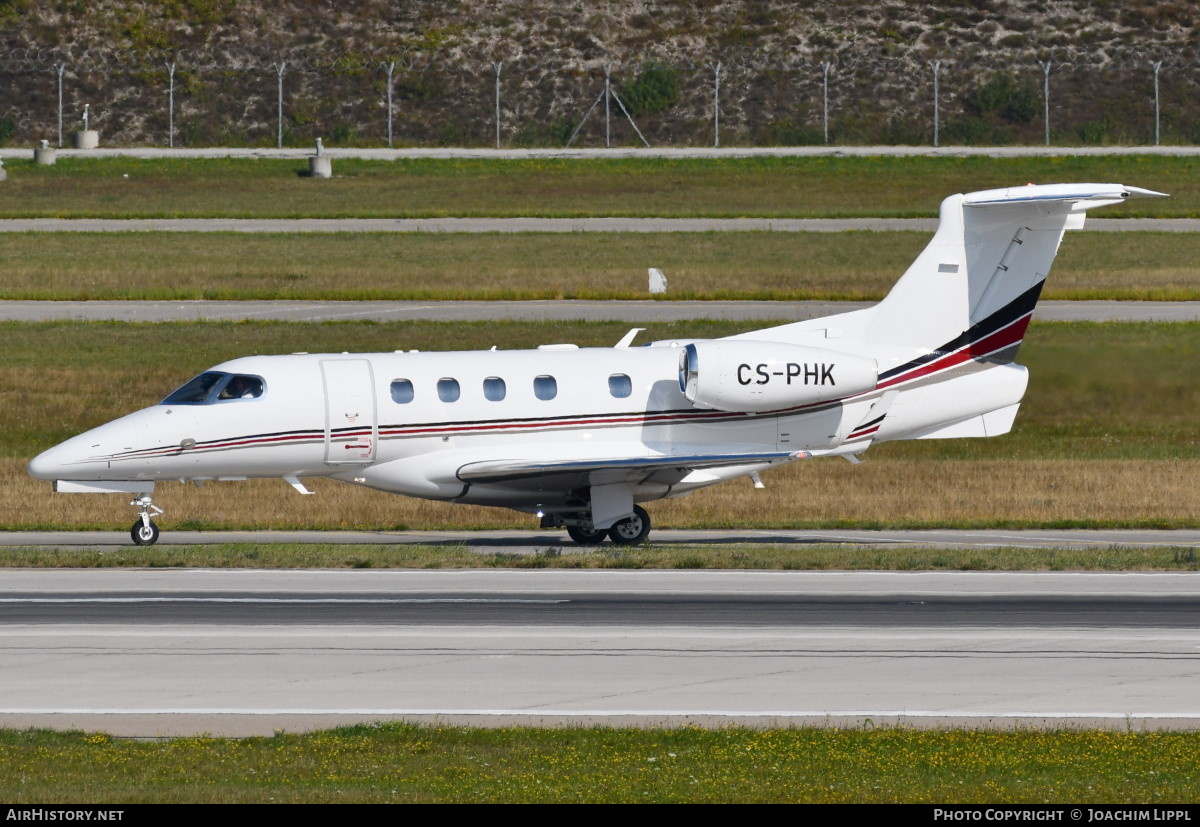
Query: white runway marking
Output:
[[0, 597, 566, 604]]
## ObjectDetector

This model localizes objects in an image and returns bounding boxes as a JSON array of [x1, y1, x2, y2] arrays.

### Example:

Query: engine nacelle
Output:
[[679, 340, 877, 412]]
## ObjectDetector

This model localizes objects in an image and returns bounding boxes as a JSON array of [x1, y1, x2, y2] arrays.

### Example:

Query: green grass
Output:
[[3, 724, 1199, 803], [0, 155, 1195, 217], [0, 229, 1196, 300], [0, 543, 1196, 571]]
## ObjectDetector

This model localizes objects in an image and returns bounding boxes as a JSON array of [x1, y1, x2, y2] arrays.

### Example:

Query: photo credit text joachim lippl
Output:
[[934, 811, 1192, 823]]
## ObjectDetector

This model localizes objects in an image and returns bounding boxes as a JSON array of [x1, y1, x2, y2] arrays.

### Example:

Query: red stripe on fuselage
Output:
[[877, 313, 1031, 391]]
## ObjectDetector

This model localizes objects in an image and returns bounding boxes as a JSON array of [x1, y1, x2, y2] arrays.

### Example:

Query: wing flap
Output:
[[457, 450, 802, 485]]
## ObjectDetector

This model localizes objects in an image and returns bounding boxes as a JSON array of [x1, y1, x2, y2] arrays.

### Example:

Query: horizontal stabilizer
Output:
[[963, 184, 1167, 211]]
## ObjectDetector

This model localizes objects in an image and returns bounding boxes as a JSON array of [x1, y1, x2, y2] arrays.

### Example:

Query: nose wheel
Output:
[[129, 495, 164, 546], [131, 520, 160, 546]]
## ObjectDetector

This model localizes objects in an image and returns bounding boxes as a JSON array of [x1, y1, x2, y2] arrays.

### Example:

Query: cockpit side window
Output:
[[161, 372, 264, 405], [218, 375, 265, 401]]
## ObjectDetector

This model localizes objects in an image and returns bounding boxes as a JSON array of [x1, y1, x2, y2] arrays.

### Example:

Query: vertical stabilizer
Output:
[[863, 184, 1165, 356]]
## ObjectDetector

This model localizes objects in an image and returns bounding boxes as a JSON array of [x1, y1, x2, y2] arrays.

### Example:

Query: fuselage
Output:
[[27, 335, 1028, 514]]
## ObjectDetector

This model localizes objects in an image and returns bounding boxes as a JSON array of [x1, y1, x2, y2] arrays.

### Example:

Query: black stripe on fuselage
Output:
[[877, 280, 1044, 382]]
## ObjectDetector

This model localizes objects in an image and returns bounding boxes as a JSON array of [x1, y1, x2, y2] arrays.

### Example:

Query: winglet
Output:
[[615, 328, 644, 348]]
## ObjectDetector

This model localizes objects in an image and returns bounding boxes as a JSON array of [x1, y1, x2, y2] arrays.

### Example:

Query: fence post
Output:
[[1152, 60, 1163, 146], [712, 62, 722, 147], [383, 61, 396, 148], [821, 61, 831, 144], [604, 63, 611, 147], [930, 59, 941, 147], [56, 63, 66, 147], [493, 61, 502, 149], [1038, 59, 1052, 146], [166, 61, 176, 148], [273, 60, 286, 148]]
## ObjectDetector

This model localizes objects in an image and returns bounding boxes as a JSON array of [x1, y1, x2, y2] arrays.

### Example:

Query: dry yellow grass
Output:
[[6, 457, 1196, 531]]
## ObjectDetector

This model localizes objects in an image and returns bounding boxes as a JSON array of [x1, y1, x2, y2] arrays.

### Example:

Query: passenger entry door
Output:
[[321, 359, 378, 465]]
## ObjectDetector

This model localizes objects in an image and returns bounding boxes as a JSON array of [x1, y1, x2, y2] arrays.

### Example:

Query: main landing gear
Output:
[[130, 495, 163, 546], [563, 505, 651, 547]]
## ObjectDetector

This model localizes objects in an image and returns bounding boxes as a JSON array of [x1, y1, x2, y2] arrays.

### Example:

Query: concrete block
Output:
[[73, 130, 99, 149], [309, 155, 332, 178]]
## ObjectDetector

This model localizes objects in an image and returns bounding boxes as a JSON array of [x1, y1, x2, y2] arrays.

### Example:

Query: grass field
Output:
[[0, 155, 1194, 217], [1, 229, 1197, 301], [4, 320, 1196, 530], [3, 724, 1199, 803]]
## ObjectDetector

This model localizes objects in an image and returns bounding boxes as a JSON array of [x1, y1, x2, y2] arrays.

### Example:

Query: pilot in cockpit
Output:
[[219, 375, 263, 400]]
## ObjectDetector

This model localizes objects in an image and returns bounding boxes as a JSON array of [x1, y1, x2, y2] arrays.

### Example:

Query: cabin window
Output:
[[437, 378, 461, 403], [483, 376, 506, 401], [608, 373, 632, 398], [161, 372, 264, 405], [533, 375, 557, 400], [390, 379, 414, 404]]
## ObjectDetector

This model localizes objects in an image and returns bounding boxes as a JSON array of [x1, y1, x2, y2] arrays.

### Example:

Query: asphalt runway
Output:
[[2, 299, 1196, 323], [3, 569, 1199, 736]]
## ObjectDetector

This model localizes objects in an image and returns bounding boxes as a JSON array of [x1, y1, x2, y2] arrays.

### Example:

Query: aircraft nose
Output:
[[28, 445, 68, 480]]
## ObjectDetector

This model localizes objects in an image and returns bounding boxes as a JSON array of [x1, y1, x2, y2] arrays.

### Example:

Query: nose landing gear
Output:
[[130, 495, 163, 546]]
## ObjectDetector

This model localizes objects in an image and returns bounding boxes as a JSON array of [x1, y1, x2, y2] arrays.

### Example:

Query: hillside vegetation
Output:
[[0, 1, 1197, 147]]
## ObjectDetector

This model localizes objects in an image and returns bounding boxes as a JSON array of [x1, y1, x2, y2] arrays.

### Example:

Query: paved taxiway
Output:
[[3, 569, 1199, 736], [5, 145, 1200, 159], [2, 299, 1196, 323], [3, 528, 1198, 553]]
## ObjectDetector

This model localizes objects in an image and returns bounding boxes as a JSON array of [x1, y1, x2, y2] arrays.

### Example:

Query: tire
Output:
[[567, 524, 607, 546], [131, 520, 160, 546], [608, 506, 651, 546]]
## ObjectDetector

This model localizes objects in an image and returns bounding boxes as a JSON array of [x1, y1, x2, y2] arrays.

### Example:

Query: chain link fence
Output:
[[0, 45, 1194, 149]]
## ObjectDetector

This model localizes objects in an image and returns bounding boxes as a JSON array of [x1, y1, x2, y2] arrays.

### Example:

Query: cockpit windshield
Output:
[[161, 372, 264, 405]]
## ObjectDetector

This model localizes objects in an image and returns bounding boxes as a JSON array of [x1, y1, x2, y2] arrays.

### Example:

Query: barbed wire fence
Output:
[[0, 46, 1193, 149]]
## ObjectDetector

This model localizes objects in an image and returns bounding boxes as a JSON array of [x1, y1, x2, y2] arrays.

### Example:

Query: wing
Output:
[[456, 450, 804, 491]]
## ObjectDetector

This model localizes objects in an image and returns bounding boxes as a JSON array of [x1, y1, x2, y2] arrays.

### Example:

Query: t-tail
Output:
[[730, 183, 1166, 449], [865, 183, 1166, 356]]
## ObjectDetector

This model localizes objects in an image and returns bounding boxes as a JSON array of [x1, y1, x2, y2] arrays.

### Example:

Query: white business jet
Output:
[[28, 183, 1163, 546]]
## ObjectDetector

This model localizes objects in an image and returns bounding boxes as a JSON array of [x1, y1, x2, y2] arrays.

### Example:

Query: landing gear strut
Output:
[[130, 495, 163, 546]]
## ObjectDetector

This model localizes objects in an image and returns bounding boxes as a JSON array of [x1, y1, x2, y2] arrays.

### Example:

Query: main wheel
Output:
[[567, 524, 607, 546], [131, 520, 160, 546], [608, 506, 650, 546]]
